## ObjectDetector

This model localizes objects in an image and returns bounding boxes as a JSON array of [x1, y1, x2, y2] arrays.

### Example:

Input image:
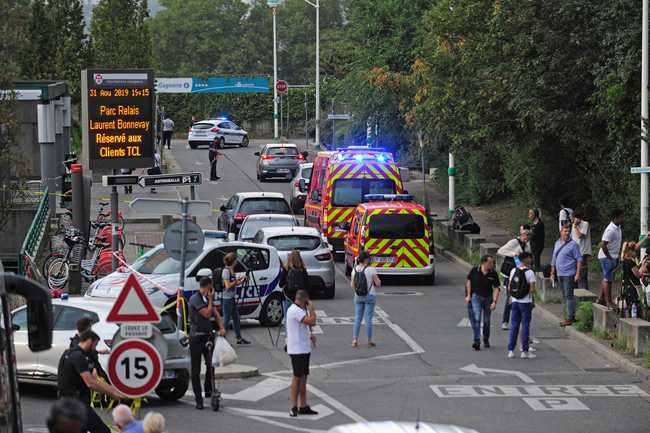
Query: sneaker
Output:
[[298, 406, 319, 415], [195, 401, 204, 410], [531, 337, 541, 344], [472, 342, 480, 351], [237, 338, 251, 345], [507, 350, 514, 358], [289, 407, 298, 417], [483, 341, 490, 349], [501, 323, 509, 330], [521, 351, 537, 359], [521, 345, 536, 352]]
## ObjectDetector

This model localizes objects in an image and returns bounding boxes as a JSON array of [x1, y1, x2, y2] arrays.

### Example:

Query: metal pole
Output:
[[287, 90, 290, 137], [304, 90, 308, 148], [273, 7, 279, 140], [642, 0, 649, 248], [178, 198, 189, 331], [190, 185, 196, 201], [448, 153, 455, 219], [280, 93, 283, 139], [418, 132, 428, 211], [111, 174, 119, 271], [314, 0, 320, 149]]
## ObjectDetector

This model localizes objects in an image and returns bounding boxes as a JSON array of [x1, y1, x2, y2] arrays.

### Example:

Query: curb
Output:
[[213, 364, 260, 379], [439, 247, 650, 381]]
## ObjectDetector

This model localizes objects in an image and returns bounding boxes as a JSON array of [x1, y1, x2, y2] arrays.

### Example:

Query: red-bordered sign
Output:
[[108, 339, 162, 398], [276, 80, 288, 94], [106, 273, 160, 323]]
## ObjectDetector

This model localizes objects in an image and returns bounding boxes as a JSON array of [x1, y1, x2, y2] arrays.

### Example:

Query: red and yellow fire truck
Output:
[[343, 194, 435, 283], [304, 148, 405, 253]]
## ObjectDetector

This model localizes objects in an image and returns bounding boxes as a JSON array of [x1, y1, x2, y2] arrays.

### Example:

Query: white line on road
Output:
[[460, 363, 535, 384], [227, 404, 333, 420], [221, 377, 289, 401], [245, 416, 328, 433], [374, 306, 425, 353]]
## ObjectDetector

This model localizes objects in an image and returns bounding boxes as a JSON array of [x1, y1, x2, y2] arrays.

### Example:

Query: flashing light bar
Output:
[[363, 194, 414, 202], [336, 151, 393, 162]]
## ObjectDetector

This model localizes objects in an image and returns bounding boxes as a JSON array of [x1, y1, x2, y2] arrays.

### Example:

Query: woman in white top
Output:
[[350, 250, 381, 347]]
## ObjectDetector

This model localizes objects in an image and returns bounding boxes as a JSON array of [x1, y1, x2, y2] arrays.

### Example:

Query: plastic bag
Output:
[[212, 336, 237, 367]]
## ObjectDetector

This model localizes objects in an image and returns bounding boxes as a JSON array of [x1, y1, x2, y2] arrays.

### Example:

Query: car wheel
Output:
[[155, 369, 190, 401], [259, 173, 266, 182], [259, 291, 283, 327], [323, 282, 335, 299], [241, 136, 249, 147], [219, 137, 226, 149], [422, 271, 435, 286], [189, 142, 197, 149]]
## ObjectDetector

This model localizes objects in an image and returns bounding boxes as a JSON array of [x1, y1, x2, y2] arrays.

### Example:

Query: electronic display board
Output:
[[82, 69, 155, 170]]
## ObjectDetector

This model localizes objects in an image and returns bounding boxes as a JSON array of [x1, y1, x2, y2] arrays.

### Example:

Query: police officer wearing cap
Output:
[[57, 330, 124, 433], [189, 271, 226, 409]]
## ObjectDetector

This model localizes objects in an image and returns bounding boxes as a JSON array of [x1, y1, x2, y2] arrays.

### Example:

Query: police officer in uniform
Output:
[[189, 276, 226, 409], [208, 138, 221, 181], [58, 331, 124, 433]]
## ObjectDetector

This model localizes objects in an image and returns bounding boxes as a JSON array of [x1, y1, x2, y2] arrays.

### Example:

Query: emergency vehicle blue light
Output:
[[363, 194, 414, 202], [204, 230, 228, 239], [376, 154, 386, 162], [354, 154, 364, 162]]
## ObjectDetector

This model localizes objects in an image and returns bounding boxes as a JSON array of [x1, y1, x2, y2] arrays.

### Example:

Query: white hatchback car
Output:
[[86, 232, 285, 327], [188, 118, 249, 149], [289, 162, 313, 213], [253, 226, 335, 299], [238, 214, 300, 242]]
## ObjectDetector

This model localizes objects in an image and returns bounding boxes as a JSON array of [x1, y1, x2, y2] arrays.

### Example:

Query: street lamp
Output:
[[641, 0, 649, 246], [302, 0, 320, 149], [268, 0, 280, 140]]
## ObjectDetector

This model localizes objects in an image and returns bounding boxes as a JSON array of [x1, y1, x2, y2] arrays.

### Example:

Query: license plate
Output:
[[163, 370, 176, 380], [193, 131, 205, 135], [277, 169, 290, 173], [372, 256, 396, 263]]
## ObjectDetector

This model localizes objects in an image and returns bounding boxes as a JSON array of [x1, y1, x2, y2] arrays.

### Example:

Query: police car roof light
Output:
[[363, 194, 414, 202], [204, 230, 228, 239]]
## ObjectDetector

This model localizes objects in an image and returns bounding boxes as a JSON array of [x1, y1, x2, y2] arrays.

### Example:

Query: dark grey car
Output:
[[255, 144, 307, 181], [217, 192, 292, 235]]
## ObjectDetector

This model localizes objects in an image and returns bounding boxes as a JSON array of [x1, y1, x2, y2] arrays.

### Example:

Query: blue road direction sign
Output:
[[155, 77, 270, 94]]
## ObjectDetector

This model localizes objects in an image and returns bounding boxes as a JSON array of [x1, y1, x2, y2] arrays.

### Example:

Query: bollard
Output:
[[71, 164, 84, 236], [68, 263, 81, 295]]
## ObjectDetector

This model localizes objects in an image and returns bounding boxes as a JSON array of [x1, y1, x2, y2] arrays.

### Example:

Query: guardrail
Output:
[[18, 187, 49, 276]]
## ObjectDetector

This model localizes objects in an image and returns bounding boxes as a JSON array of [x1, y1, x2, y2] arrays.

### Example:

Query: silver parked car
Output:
[[255, 143, 307, 181], [289, 162, 312, 213], [188, 118, 249, 149], [253, 226, 335, 299], [11, 297, 191, 401], [238, 214, 299, 242]]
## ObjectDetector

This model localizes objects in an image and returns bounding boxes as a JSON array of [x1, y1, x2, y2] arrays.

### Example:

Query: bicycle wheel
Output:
[[47, 257, 69, 290], [42, 252, 65, 278]]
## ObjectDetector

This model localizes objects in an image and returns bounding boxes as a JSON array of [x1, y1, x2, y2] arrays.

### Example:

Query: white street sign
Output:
[[120, 323, 153, 339]]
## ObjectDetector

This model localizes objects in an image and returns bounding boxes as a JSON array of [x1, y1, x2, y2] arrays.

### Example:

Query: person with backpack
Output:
[[550, 224, 583, 326], [465, 255, 501, 350], [350, 250, 381, 348], [222, 252, 251, 345], [506, 252, 537, 359], [497, 226, 532, 330]]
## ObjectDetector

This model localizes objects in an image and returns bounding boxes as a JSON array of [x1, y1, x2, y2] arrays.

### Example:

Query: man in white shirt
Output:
[[286, 290, 318, 417], [506, 252, 536, 359], [571, 212, 592, 290], [162, 116, 174, 150], [597, 209, 624, 308]]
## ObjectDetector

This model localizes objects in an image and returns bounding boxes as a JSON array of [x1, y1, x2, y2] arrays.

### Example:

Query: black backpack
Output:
[[509, 268, 531, 299], [353, 267, 370, 296], [212, 268, 224, 293]]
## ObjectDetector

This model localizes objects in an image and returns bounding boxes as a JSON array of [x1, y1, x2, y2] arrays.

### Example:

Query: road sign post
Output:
[[108, 339, 163, 398]]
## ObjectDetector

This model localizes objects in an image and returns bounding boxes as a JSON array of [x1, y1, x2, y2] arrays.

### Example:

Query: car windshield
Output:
[[302, 167, 312, 179], [370, 213, 425, 239], [240, 198, 291, 214], [240, 217, 296, 239], [332, 179, 396, 207], [267, 147, 298, 156], [267, 235, 322, 251], [131, 247, 182, 274]]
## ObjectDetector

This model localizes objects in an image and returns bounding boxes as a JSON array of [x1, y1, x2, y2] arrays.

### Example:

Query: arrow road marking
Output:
[[221, 378, 289, 402], [226, 404, 333, 420], [460, 363, 535, 384]]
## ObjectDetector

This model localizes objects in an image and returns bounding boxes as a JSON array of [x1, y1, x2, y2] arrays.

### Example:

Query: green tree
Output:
[[20, 0, 56, 80], [90, 0, 153, 68]]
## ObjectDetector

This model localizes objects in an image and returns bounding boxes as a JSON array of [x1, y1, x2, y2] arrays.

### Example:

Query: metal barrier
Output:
[[18, 187, 50, 275]]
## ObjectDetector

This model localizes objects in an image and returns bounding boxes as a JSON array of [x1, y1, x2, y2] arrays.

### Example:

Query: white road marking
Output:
[[430, 384, 649, 398], [245, 416, 328, 433], [221, 378, 289, 402], [523, 397, 590, 411], [374, 306, 425, 353], [460, 363, 535, 384], [227, 404, 333, 420]]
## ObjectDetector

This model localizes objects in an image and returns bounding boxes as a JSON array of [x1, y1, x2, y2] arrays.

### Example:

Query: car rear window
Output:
[[267, 235, 322, 251], [192, 123, 214, 130], [240, 217, 296, 239], [240, 198, 291, 214], [267, 147, 298, 156], [369, 213, 425, 239]]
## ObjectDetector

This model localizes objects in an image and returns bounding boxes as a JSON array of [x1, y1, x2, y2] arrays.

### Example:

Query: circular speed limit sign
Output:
[[108, 339, 163, 398]]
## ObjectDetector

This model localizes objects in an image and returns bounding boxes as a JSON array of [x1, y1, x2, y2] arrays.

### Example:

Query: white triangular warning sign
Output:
[[106, 273, 161, 323]]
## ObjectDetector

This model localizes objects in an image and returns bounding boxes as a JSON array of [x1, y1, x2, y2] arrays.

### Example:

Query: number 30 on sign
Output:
[[108, 339, 163, 398]]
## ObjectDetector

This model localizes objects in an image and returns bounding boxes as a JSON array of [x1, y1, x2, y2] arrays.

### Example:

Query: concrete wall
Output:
[[17, 100, 41, 179]]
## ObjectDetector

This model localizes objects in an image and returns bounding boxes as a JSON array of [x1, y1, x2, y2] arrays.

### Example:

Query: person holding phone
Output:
[[189, 277, 226, 410], [222, 252, 251, 345]]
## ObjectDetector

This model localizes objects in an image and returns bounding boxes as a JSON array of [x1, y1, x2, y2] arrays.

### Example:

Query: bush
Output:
[[574, 301, 593, 332]]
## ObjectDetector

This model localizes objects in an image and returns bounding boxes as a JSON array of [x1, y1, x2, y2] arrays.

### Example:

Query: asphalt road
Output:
[[20, 139, 650, 433]]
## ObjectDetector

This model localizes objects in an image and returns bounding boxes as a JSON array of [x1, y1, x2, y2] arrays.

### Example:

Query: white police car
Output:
[[86, 231, 285, 327], [187, 118, 249, 149]]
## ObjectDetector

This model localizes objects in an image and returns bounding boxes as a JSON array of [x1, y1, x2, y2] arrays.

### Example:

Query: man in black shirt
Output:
[[69, 318, 108, 380], [189, 277, 226, 409], [58, 331, 124, 433], [465, 255, 501, 350]]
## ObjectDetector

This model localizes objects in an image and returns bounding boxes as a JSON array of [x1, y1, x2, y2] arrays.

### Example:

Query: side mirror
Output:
[[301, 151, 309, 159], [299, 178, 307, 193], [403, 189, 409, 194], [254, 151, 261, 156], [220, 205, 226, 212]]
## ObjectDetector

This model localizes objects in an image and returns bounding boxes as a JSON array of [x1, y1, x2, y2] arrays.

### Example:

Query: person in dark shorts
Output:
[[57, 331, 124, 433], [286, 289, 318, 417]]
